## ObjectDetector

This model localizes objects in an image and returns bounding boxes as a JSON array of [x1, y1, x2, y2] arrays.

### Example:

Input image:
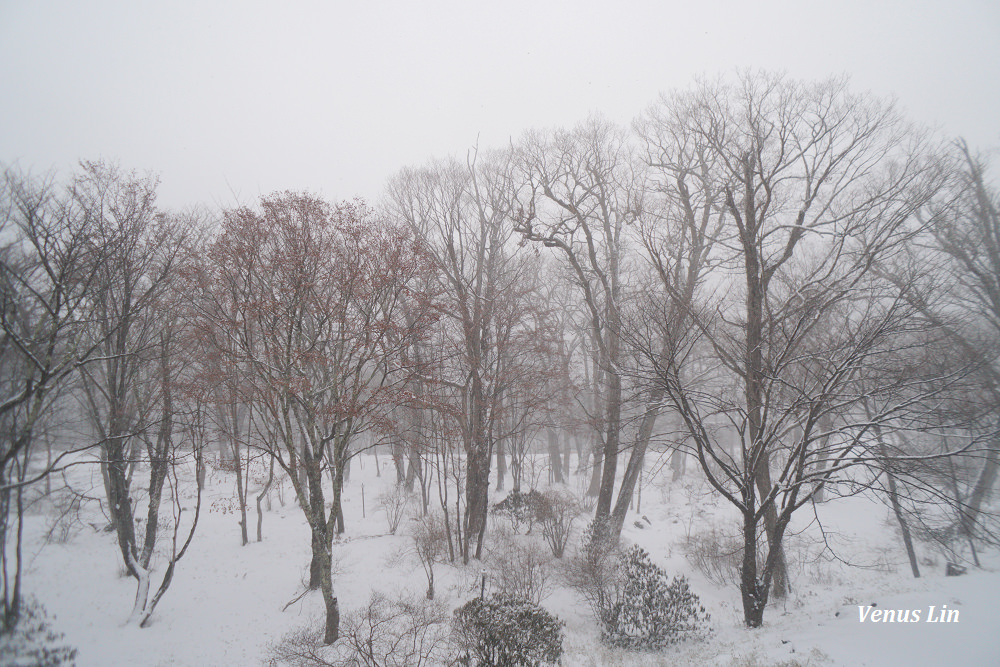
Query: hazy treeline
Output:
[[2, 71, 998, 639]]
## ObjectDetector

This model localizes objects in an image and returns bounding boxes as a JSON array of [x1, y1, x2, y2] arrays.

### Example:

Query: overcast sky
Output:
[[2, 0, 998, 211]]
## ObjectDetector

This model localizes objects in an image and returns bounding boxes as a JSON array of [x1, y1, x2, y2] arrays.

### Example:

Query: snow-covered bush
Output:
[[491, 489, 551, 534], [566, 522, 709, 650], [485, 529, 553, 605], [600, 545, 710, 649], [267, 592, 451, 667], [452, 593, 564, 667], [539, 489, 582, 558], [0, 599, 77, 667]]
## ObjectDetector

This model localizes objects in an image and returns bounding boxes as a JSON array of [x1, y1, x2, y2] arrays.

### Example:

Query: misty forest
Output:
[[3, 72, 999, 665]]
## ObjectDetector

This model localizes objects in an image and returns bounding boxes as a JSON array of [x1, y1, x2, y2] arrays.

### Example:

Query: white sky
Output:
[[1, 0, 998, 211]]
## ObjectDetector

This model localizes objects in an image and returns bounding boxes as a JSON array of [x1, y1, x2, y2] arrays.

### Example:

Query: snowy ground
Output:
[[16, 452, 1000, 666]]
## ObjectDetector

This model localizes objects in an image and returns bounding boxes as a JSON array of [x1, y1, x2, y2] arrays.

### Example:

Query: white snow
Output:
[[17, 453, 1000, 666]]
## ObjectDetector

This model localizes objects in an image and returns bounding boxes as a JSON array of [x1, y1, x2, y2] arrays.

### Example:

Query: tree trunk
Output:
[[107, 441, 139, 579], [392, 439, 406, 485], [547, 428, 563, 484], [740, 508, 767, 628], [235, 455, 248, 545], [595, 371, 621, 519], [586, 442, 602, 497], [305, 458, 327, 590], [563, 431, 572, 479], [256, 456, 275, 542], [318, 543, 340, 644], [464, 449, 490, 563], [610, 395, 660, 537], [873, 425, 920, 577], [887, 466, 920, 578], [463, 365, 491, 563], [736, 172, 787, 602], [405, 444, 422, 493], [333, 480, 345, 535], [495, 437, 507, 491]]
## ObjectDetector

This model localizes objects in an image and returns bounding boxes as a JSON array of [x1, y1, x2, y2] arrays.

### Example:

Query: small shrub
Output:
[[411, 511, 449, 599], [539, 489, 582, 558], [682, 525, 746, 588], [684, 526, 818, 590], [485, 529, 553, 605], [727, 649, 827, 667], [0, 599, 77, 667], [563, 516, 619, 614], [491, 490, 551, 534], [566, 524, 709, 651], [453, 593, 564, 667], [600, 545, 710, 650], [44, 492, 84, 545], [210, 453, 242, 474], [377, 485, 410, 534], [268, 592, 451, 667]]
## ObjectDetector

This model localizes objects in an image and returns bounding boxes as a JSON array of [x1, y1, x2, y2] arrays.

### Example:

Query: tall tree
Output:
[[71, 161, 204, 624], [633, 73, 945, 627], [607, 94, 728, 538], [515, 118, 642, 528], [0, 166, 109, 630], [386, 150, 548, 562], [884, 140, 1000, 552], [207, 192, 430, 643]]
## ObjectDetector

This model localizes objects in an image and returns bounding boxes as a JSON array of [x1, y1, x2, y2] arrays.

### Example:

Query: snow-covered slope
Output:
[[18, 454, 1000, 666]]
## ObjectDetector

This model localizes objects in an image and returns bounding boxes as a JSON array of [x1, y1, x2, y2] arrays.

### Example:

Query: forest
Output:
[[2, 72, 999, 666]]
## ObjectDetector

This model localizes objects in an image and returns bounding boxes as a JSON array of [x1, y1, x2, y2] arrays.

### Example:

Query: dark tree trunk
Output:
[[755, 463, 789, 598], [547, 428, 563, 484], [610, 395, 660, 537], [464, 447, 490, 563], [562, 430, 572, 479], [586, 442, 602, 497], [595, 371, 621, 519], [740, 508, 767, 628], [392, 440, 406, 485], [305, 456, 327, 590], [495, 437, 506, 491], [405, 444, 422, 492], [319, 543, 340, 644], [107, 439, 139, 578], [463, 364, 491, 563]]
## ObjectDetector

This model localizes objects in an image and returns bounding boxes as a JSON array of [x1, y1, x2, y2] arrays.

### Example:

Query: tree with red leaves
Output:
[[204, 192, 433, 644]]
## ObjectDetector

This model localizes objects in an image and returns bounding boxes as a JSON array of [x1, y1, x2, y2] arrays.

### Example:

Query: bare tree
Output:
[[70, 161, 197, 623], [1, 161, 205, 629], [207, 193, 430, 643], [386, 150, 550, 563], [877, 139, 1000, 561], [633, 73, 945, 627], [0, 166, 110, 630], [605, 96, 729, 539], [515, 118, 642, 530]]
